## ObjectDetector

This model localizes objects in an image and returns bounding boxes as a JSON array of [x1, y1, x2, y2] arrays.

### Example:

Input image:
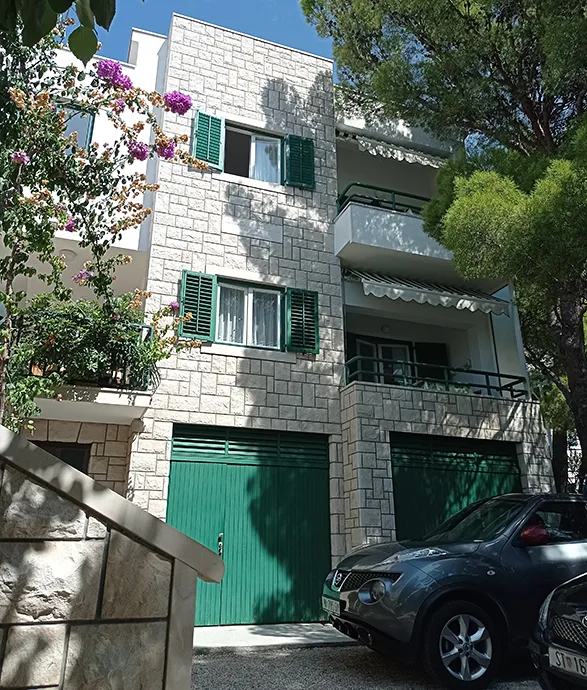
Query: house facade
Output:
[[28, 14, 554, 626]]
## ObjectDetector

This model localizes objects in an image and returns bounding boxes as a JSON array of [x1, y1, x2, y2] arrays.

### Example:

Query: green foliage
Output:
[[303, 0, 587, 153], [0, 0, 127, 63]]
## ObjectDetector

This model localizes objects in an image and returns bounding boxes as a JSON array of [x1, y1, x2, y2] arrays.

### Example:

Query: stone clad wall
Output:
[[0, 451, 199, 690], [127, 16, 347, 560], [26, 420, 134, 495], [340, 381, 554, 550]]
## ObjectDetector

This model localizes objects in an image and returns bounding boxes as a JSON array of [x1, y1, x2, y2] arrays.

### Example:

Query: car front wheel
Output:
[[423, 600, 501, 690]]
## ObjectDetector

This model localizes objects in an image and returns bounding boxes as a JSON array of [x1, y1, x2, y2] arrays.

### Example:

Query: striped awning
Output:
[[345, 270, 509, 315], [355, 136, 447, 168]]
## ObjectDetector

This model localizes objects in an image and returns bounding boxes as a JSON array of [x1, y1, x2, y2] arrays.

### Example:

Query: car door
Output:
[[501, 500, 587, 641]]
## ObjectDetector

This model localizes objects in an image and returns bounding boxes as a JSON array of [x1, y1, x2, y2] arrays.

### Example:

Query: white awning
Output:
[[355, 136, 446, 168], [345, 270, 510, 315]]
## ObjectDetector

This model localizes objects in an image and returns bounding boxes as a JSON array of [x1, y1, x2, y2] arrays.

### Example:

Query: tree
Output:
[[303, 0, 587, 478], [0, 0, 127, 63], [0, 23, 202, 431]]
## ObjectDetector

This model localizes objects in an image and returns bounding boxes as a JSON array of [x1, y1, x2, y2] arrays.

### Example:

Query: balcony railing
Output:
[[345, 356, 527, 399], [26, 321, 155, 392], [337, 182, 430, 216]]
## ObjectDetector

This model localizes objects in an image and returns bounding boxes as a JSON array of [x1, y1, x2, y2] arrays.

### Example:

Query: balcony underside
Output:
[[36, 386, 151, 424]]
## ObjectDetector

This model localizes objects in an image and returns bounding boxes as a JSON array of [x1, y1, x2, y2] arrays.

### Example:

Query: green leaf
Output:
[[90, 0, 115, 30], [47, 0, 74, 11], [21, 0, 57, 46], [68, 25, 98, 64], [0, 0, 18, 31], [75, 0, 94, 28]]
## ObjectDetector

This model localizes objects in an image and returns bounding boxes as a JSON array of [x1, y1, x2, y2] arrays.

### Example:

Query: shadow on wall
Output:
[[220, 74, 339, 626], [0, 438, 172, 688]]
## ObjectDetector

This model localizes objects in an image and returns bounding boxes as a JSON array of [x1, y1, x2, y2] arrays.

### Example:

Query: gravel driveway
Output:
[[192, 645, 541, 690]]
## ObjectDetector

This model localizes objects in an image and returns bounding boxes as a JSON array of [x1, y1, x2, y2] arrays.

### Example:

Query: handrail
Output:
[[344, 356, 527, 399], [337, 181, 431, 215]]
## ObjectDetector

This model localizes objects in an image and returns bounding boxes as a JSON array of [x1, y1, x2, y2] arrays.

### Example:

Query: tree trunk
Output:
[[551, 431, 569, 492], [558, 296, 587, 482]]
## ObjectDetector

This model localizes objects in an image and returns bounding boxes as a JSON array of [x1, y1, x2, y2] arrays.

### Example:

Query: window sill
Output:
[[215, 172, 282, 194], [201, 342, 297, 363]]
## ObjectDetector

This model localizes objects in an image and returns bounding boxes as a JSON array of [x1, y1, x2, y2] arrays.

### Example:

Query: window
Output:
[[224, 126, 281, 184], [523, 502, 587, 544], [63, 106, 95, 149], [192, 111, 316, 189], [216, 282, 281, 349], [178, 271, 320, 354], [35, 441, 91, 474]]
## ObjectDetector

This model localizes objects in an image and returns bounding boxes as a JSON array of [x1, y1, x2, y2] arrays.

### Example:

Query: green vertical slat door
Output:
[[166, 460, 225, 626], [391, 433, 522, 541], [168, 425, 330, 626]]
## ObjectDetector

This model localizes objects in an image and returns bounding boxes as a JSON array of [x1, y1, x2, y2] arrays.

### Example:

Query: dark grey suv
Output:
[[322, 494, 587, 689]]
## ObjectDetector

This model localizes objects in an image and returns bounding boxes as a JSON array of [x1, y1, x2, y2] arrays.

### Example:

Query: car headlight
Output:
[[382, 547, 448, 565], [539, 590, 555, 628], [358, 579, 387, 605]]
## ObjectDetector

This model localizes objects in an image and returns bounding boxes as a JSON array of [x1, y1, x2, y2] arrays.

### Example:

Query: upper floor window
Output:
[[192, 110, 315, 190], [177, 271, 319, 354], [224, 127, 281, 184], [64, 106, 95, 149]]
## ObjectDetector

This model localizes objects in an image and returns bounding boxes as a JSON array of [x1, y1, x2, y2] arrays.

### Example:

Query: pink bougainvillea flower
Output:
[[157, 140, 175, 160], [96, 59, 120, 80], [96, 59, 133, 90], [64, 217, 76, 232], [113, 73, 133, 90], [127, 141, 149, 161], [169, 300, 180, 310], [11, 150, 30, 165], [163, 91, 193, 115], [112, 98, 125, 114], [72, 268, 94, 286]]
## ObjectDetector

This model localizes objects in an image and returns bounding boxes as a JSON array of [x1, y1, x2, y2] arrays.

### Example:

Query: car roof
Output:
[[497, 492, 586, 502]]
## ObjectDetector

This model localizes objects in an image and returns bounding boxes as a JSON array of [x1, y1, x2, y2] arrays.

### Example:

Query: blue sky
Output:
[[97, 0, 333, 63]]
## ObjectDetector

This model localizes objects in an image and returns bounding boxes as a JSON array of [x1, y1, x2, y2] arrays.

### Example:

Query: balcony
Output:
[[345, 356, 527, 400], [25, 317, 154, 425], [334, 182, 460, 281]]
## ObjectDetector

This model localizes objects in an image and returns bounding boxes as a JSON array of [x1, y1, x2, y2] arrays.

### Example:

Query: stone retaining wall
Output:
[[0, 430, 222, 690]]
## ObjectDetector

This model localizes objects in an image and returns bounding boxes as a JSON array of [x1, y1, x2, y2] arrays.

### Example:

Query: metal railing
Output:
[[337, 182, 430, 215], [345, 356, 527, 399]]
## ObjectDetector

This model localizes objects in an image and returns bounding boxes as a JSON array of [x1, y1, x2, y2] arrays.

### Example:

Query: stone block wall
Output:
[[26, 420, 134, 495], [0, 431, 214, 690], [127, 16, 346, 559], [340, 381, 554, 550]]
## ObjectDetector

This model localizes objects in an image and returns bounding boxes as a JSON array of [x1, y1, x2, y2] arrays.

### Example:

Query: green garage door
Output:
[[166, 425, 331, 626], [391, 433, 522, 541]]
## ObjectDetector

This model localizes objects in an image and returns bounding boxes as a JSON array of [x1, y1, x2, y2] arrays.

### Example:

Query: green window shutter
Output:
[[192, 111, 225, 170], [286, 288, 319, 353], [285, 134, 315, 190], [178, 271, 217, 340]]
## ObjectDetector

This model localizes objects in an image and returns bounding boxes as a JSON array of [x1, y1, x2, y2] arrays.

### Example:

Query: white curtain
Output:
[[252, 291, 279, 347], [252, 138, 280, 183], [217, 286, 245, 344]]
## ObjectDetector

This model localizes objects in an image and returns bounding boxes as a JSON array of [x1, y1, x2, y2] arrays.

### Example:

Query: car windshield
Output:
[[421, 496, 528, 544]]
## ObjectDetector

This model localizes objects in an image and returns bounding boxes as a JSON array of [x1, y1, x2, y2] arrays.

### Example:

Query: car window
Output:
[[422, 496, 528, 543], [523, 502, 587, 544]]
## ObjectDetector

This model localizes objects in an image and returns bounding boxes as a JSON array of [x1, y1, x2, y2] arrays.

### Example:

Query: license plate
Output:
[[549, 646, 587, 678], [322, 595, 340, 616]]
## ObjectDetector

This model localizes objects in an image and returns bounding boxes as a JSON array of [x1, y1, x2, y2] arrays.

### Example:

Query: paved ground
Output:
[[192, 645, 541, 690]]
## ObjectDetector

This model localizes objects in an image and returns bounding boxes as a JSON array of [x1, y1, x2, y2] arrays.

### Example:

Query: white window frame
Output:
[[225, 125, 282, 183], [216, 282, 282, 350]]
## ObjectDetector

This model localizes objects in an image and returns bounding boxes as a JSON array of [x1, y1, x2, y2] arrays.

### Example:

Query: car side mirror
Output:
[[519, 525, 549, 547]]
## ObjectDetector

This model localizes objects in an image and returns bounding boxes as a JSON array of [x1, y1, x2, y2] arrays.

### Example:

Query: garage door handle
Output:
[[217, 533, 224, 557]]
